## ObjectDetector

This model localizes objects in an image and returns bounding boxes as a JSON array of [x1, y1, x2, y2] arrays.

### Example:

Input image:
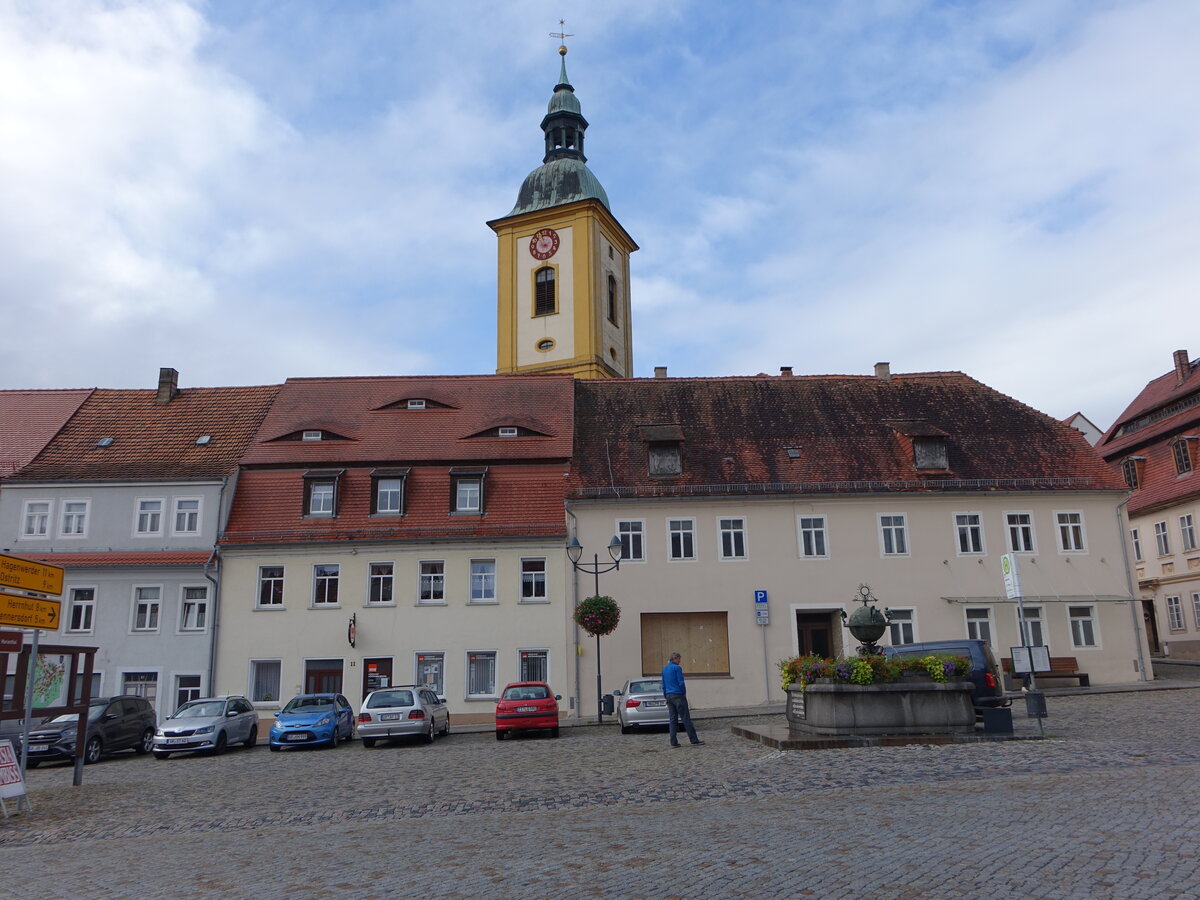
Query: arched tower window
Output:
[[534, 267, 556, 316], [607, 274, 618, 324]]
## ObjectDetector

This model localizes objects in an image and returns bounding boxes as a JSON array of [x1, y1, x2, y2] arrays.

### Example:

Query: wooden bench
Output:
[[1001, 656, 1090, 687]]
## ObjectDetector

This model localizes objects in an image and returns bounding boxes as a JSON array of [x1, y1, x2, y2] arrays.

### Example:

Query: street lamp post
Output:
[[567, 534, 623, 723]]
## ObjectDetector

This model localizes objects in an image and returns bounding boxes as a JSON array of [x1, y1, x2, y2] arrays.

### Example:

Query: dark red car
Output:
[[495, 681, 561, 740]]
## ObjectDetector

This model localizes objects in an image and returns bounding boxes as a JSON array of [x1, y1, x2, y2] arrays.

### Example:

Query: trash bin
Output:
[[601, 694, 615, 716], [1024, 691, 1047, 718], [979, 706, 1013, 734]]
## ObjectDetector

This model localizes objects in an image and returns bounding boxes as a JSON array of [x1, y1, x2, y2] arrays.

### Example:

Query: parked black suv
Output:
[[25, 695, 157, 766], [883, 639, 1010, 709]]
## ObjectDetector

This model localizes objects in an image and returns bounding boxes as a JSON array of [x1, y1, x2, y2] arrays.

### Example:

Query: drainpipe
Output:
[[203, 475, 232, 697], [1115, 494, 1149, 682], [565, 501, 582, 720]]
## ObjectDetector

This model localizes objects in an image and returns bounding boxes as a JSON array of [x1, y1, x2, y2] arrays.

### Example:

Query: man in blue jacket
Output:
[[661, 652, 704, 748]]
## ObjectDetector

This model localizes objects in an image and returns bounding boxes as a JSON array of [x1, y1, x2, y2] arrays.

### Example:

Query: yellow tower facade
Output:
[[488, 48, 637, 379]]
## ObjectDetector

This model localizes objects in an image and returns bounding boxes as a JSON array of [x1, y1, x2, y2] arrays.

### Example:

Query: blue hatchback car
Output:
[[269, 693, 355, 751]]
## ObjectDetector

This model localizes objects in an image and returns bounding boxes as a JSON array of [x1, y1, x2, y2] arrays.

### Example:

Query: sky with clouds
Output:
[[1, 0, 1196, 430]]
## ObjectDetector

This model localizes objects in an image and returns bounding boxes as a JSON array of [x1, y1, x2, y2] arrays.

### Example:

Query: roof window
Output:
[[302, 430, 323, 441], [96, 437, 114, 448], [195, 435, 212, 446]]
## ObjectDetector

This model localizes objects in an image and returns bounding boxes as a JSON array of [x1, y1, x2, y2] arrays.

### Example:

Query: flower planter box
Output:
[[786, 678, 975, 736]]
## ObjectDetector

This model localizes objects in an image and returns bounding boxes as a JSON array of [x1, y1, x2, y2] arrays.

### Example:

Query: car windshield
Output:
[[174, 701, 225, 718], [502, 685, 549, 701], [282, 697, 334, 714], [367, 690, 414, 709], [46, 713, 81, 724], [629, 680, 663, 694]]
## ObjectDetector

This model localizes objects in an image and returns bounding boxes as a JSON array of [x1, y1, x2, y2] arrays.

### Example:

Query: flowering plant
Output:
[[574, 595, 621, 637], [778, 653, 968, 691]]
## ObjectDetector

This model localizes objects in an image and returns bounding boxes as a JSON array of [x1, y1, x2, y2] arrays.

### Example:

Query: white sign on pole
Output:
[[0, 739, 27, 800], [1001, 553, 1023, 601]]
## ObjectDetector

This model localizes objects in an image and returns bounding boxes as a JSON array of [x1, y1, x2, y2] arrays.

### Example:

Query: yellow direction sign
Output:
[[0, 591, 62, 630], [0, 554, 64, 596]]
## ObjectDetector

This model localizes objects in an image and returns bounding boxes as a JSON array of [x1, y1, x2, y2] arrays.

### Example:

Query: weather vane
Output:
[[550, 19, 573, 55]]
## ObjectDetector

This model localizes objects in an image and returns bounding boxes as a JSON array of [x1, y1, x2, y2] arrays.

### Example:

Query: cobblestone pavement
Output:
[[4, 681, 1200, 899]]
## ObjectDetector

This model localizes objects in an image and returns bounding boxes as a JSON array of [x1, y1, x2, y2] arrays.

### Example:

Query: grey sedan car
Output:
[[153, 695, 259, 758], [357, 686, 449, 747], [614, 678, 669, 734]]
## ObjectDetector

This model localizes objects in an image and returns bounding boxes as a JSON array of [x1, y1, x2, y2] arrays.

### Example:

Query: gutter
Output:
[[565, 501, 581, 720], [203, 474, 234, 696], [1116, 493, 1149, 682]]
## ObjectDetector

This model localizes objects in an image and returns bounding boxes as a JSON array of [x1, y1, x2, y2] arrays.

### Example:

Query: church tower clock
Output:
[[488, 43, 637, 378]]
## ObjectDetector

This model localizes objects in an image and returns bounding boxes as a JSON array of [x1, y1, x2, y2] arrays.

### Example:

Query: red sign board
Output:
[[0, 631, 22, 653]]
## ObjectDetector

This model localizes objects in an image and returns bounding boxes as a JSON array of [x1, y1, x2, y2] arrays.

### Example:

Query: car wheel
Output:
[[620, 724, 632, 735], [84, 736, 102, 765], [439, 714, 450, 736], [25, 760, 39, 769], [135, 727, 155, 754], [550, 726, 560, 738], [361, 737, 376, 749], [495, 729, 505, 741], [330, 727, 340, 749], [212, 731, 228, 756], [423, 718, 434, 744], [244, 726, 258, 749], [153, 751, 171, 760]]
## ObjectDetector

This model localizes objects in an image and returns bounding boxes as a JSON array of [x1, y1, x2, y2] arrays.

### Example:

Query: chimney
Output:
[[654, 366, 668, 379], [157, 367, 179, 404], [1174, 349, 1191, 385], [874, 362, 892, 381], [779, 366, 793, 377]]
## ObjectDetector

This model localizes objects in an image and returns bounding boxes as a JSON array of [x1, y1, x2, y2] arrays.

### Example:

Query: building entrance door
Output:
[[795, 612, 834, 657]]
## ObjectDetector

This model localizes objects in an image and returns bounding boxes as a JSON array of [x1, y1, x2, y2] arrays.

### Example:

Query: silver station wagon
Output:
[[357, 686, 449, 747]]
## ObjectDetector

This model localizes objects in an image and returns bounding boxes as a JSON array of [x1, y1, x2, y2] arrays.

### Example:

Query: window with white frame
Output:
[[965, 607, 993, 643], [719, 518, 747, 559], [132, 587, 161, 632], [452, 473, 484, 513], [618, 520, 645, 561], [416, 652, 445, 694], [1006, 512, 1036, 553], [60, 499, 89, 537], [879, 514, 909, 556], [1016, 605, 1045, 647], [173, 498, 201, 534], [21, 500, 51, 538], [306, 480, 336, 516], [1056, 512, 1086, 552], [175, 674, 202, 710], [1068, 605, 1098, 648], [470, 559, 496, 603], [1154, 521, 1171, 556], [520, 649, 549, 683], [955, 513, 984, 555], [466, 651, 497, 697], [258, 566, 284, 607], [371, 472, 407, 515], [135, 498, 163, 535], [520, 558, 546, 601], [179, 586, 208, 631], [1166, 596, 1184, 631], [668, 519, 696, 560], [798, 516, 828, 558], [67, 587, 95, 633], [250, 660, 282, 702], [122, 672, 158, 704], [1131, 528, 1143, 562], [1192, 593, 1200, 630], [888, 609, 916, 645], [1180, 514, 1197, 553], [313, 564, 340, 606], [368, 563, 394, 605], [1175, 438, 1194, 475], [419, 561, 445, 603]]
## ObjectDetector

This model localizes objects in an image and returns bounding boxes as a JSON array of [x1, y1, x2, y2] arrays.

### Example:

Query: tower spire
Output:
[[543, 20, 585, 163]]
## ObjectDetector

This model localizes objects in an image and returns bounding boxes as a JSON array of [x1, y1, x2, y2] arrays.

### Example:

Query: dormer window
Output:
[[450, 468, 487, 514], [639, 424, 685, 477], [499, 427, 518, 437], [1122, 456, 1145, 490], [370, 468, 410, 516], [302, 430, 323, 442], [407, 399, 426, 410], [913, 436, 949, 470], [303, 470, 343, 517], [1173, 437, 1195, 475]]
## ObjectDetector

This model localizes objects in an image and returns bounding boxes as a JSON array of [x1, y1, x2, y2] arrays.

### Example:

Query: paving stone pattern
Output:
[[4, 683, 1200, 899]]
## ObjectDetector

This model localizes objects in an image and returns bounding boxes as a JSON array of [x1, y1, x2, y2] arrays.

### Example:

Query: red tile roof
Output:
[[1097, 353, 1200, 516], [241, 374, 574, 466], [569, 373, 1123, 498], [14, 552, 212, 568], [222, 464, 568, 544], [0, 390, 92, 476], [10, 385, 280, 482]]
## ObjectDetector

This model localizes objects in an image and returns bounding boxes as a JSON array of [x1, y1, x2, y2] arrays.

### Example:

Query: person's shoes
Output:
[[691, 740, 705, 746], [669, 743, 682, 748]]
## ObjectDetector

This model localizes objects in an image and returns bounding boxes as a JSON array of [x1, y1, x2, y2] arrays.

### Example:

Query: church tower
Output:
[[488, 44, 637, 378]]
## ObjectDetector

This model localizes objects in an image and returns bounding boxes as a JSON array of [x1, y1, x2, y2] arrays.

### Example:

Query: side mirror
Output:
[[104, 713, 118, 721], [226, 710, 238, 717], [273, 712, 281, 718], [612, 689, 623, 696], [437, 696, 446, 705], [554, 695, 562, 701]]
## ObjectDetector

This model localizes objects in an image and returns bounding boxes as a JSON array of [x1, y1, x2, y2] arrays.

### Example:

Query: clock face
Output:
[[529, 228, 560, 260]]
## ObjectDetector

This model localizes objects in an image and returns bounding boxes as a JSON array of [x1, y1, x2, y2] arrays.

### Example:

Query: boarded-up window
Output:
[[640, 612, 730, 676], [648, 442, 682, 476], [913, 436, 948, 470]]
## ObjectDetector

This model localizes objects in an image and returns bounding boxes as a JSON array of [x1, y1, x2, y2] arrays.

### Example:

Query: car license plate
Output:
[[28, 744, 48, 752], [167, 737, 192, 745], [642, 700, 665, 708], [380, 713, 400, 721], [516, 705, 537, 712], [285, 733, 306, 742]]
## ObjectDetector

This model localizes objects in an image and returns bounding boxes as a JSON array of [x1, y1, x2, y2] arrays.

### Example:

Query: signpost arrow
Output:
[[0, 554, 64, 597], [0, 592, 63, 630]]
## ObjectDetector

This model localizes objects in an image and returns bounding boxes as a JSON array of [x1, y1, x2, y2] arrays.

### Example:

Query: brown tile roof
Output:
[[10, 385, 280, 482], [240, 374, 574, 466], [17, 552, 213, 568], [0, 390, 93, 476], [222, 464, 568, 544], [1097, 353, 1200, 516], [569, 373, 1123, 498]]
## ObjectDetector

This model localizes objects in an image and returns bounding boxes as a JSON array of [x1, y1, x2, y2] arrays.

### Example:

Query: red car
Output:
[[495, 681, 561, 740]]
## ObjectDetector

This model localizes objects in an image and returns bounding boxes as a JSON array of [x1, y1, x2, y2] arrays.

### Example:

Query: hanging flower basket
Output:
[[574, 595, 621, 637]]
